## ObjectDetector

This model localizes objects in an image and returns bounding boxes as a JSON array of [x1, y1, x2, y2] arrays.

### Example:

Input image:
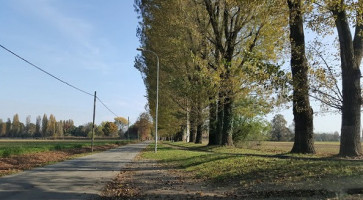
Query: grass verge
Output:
[[142, 141, 363, 198], [0, 140, 130, 157]]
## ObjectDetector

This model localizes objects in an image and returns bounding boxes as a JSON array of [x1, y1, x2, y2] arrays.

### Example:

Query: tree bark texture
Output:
[[216, 94, 224, 145], [195, 102, 203, 144], [332, 4, 362, 156], [189, 119, 196, 143], [287, 0, 315, 154], [221, 96, 234, 146], [195, 124, 203, 144], [204, 0, 241, 146], [208, 97, 218, 145]]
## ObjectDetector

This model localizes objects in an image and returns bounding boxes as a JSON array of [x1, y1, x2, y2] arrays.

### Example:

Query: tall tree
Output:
[[1, 123, 6, 137], [306, 0, 363, 156], [135, 0, 289, 145], [41, 114, 48, 138], [35, 116, 41, 137], [203, 0, 289, 146], [63, 119, 75, 136], [270, 114, 293, 141], [6, 118, 11, 137], [135, 0, 211, 140], [25, 115, 31, 136], [48, 114, 57, 137], [114, 116, 128, 136], [287, 0, 315, 154], [56, 121, 64, 138], [0, 119, 5, 137], [134, 112, 153, 140], [11, 114, 21, 137], [102, 122, 118, 137], [331, 0, 363, 156], [203, 0, 243, 146]]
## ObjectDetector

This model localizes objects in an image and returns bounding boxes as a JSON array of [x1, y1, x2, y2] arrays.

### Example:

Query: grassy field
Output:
[[142, 141, 363, 197], [0, 139, 129, 157], [243, 141, 342, 155]]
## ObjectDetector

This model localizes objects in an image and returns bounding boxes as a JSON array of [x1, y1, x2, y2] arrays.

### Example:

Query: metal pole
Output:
[[91, 91, 96, 152], [155, 53, 159, 153]]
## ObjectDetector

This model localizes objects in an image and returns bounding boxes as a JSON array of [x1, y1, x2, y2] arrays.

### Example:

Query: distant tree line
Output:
[[269, 114, 340, 142], [0, 114, 117, 138], [314, 132, 340, 142], [0, 113, 153, 140], [0, 114, 70, 138]]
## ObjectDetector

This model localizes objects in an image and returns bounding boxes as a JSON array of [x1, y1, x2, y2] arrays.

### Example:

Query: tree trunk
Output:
[[208, 97, 218, 145], [333, 7, 362, 156], [220, 46, 235, 146], [195, 103, 203, 144], [216, 92, 224, 145], [185, 106, 190, 142], [189, 119, 196, 143], [287, 0, 315, 154], [195, 124, 203, 144], [221, 96, 234, 146]]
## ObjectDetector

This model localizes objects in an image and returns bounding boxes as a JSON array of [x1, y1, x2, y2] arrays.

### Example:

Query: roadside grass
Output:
[[0, 140, 130, 157], [142, 141, 363, 189], [0, 140, 135, 177]]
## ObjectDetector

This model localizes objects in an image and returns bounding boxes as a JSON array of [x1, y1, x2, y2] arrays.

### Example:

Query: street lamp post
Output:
[[137, 47, 159, 153]]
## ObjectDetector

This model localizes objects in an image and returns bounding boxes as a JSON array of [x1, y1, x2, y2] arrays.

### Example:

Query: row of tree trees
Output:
[[0, 114, 143, 139], [134, 0, 362, 156], [269, 114, 340, 142], [126, 112, 153, 140], [0, 114, 71, 138]]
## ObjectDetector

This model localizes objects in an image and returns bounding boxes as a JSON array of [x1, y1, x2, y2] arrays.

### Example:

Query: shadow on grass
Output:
[[235, 189, 337, 199], [106, 142, 363, 199], [166, 142, 363, 163], [160, 142, 363, 190]]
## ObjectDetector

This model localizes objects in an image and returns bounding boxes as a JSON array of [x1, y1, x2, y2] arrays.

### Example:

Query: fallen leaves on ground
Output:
[[0, 144, 119, 177]]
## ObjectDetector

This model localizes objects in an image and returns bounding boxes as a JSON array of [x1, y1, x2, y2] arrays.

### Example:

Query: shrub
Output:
[[73, 144, 83, 148], [233, 116, 270, 147], [1, 147, 26, 157], [54, 144, 64, 151]]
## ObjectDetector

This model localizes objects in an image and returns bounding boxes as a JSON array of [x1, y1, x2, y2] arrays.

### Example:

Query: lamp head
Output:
[[136, 48, 144, 51]]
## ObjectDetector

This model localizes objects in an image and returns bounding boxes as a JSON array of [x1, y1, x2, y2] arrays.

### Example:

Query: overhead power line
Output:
[[0, 43, 120, 118], [0, 44, 94, 97], [96, 97, 119, 117]]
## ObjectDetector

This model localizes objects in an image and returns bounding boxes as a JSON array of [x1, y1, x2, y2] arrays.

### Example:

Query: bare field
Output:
[[243, 141, 362, 156]]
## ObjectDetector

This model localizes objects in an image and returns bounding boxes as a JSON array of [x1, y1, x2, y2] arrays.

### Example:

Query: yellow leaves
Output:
[[114, 117, 128, 126], [311, 68, 327, 82]]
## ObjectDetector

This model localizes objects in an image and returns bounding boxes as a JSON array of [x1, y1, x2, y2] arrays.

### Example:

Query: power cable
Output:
[[0, 43, 94, 97], [96, 96, 119, 117], [0, 43, 120, 118]]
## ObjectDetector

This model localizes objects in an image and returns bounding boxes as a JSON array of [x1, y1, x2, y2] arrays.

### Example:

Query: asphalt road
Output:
[[0, 142, 149, 200]]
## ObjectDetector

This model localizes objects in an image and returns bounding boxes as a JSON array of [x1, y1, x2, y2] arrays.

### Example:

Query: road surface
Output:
[[0, 142, 149, 200]]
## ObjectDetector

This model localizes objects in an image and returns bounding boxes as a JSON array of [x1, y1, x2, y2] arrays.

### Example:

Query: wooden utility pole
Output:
[[91, 91, 96, 152], [127, 116, 130, 140]]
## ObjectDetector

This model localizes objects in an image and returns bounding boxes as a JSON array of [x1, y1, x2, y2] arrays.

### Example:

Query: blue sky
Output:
[[0, 0, 146, 125], [0, 0, 351, 133]]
